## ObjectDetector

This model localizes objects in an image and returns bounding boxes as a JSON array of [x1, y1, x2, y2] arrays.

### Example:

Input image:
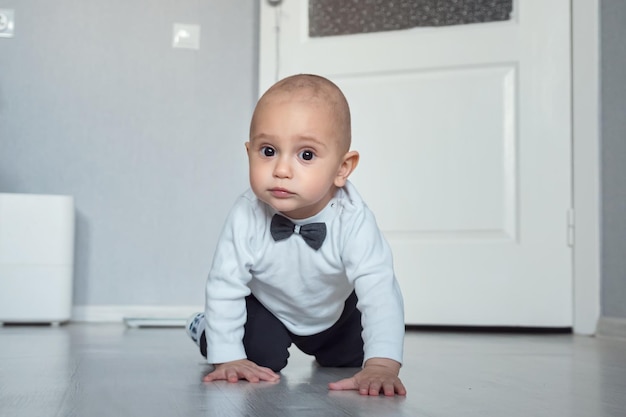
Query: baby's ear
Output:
[[335, 151, 360, 187]]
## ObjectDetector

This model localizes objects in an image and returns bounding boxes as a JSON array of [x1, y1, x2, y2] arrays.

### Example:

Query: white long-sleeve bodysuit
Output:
[[204, 181, 405, 366]]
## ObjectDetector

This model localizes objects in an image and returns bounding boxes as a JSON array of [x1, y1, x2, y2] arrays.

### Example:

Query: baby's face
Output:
[[247, 93, 348, 219]]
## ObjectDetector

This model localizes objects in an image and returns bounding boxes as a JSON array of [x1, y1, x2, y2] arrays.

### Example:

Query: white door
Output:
[[259, 0, 572, 326]]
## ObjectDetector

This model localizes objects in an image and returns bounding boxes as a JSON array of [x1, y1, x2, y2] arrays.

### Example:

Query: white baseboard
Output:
[[72, 305, 203, 323], [596, 316, 626, 340]]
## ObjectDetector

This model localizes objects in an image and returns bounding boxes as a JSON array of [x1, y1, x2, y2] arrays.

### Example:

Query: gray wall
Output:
[[0, 1, 257, 307], [600, 0, 626, 319]]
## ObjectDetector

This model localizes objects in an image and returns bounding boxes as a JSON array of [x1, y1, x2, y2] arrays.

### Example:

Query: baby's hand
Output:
[[328, 358, 406, 396], [203, 359, 280, 383]]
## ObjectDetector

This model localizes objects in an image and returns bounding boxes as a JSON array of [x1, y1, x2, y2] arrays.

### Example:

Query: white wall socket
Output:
[[172, 23, 200, 50], [0, 9, 15, 38]]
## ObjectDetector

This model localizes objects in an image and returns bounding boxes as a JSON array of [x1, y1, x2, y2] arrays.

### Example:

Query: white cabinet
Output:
[[0, 193, 75, 324]]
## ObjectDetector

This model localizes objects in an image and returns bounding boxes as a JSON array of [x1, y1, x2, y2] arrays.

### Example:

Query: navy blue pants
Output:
[[200, 292, 364, 372]]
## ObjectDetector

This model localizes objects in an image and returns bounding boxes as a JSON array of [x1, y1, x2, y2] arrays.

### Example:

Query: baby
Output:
[[188, 74, 406, 396]]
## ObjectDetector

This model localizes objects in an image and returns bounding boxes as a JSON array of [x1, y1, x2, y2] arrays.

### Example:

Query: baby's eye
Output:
[[261, 146, 275, 157], [299, 150, 315, 161]]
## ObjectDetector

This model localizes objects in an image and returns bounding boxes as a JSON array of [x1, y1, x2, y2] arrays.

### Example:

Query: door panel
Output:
[[342, 66, 516, 237]]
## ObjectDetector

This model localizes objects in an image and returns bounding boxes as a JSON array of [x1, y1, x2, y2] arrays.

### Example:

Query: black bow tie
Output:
[[270, 214, 327, 250]]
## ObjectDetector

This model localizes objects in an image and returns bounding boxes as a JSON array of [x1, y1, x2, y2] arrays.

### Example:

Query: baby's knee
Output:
[[248, 353, 288, 372]]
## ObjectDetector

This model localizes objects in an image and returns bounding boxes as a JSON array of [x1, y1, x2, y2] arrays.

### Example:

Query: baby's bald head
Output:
[[251, 74, 352, 153]]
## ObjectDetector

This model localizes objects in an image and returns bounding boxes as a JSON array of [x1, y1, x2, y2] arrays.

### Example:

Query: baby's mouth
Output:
[[269, 188, 294, 198]]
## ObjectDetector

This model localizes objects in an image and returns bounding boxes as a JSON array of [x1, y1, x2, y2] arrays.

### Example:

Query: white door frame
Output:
[[572, 0, 601, 335], [258, 0, 602, 335]]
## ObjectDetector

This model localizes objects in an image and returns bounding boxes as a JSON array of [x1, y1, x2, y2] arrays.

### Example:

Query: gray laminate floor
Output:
[[0, 324, 625, 417]]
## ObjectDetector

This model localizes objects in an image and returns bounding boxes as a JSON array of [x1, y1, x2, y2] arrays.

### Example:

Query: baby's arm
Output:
[[328, 357, 406, 396], [203, 359, 280, 383]]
